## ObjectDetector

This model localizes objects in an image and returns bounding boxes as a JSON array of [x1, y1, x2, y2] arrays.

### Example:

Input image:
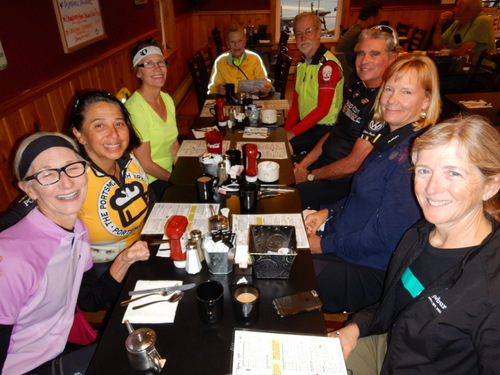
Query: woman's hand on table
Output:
[[304, 208, 328, 234], [110, 241, 150, 282], [294, 162, 309, 184], [328, 323, 360, 361], [286, 129, 295, 140], [121, 240, 150, 264]]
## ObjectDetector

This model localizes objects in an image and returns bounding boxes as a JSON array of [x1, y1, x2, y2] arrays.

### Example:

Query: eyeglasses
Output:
[[371, 25, 399, 49], [24, 161, 87, 186], [137, 59, 168, 69], [294, 27, 317, 38]]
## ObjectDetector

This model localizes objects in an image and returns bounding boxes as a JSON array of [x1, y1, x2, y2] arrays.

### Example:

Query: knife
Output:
[[128, 283, 196, 296]]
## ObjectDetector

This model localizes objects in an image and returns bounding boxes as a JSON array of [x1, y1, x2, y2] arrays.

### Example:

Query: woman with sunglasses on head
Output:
[[125, 37, 180, 200], [0, 133, 149, 374], [69, 90, 152, 276]]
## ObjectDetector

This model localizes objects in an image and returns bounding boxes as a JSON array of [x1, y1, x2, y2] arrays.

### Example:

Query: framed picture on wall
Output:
[[52, 0, 107, 53]]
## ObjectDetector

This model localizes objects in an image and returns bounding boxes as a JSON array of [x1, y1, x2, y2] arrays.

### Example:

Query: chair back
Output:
[[211, 27, 224, 56], [408, 27, 428, 52], [196, 44, 214, 75], [467, 50, 500, 92], [188, 53, 209, 111], [396, 22, 412, 37], [278, 29, 290, 54], [273, 53, 292, 99]]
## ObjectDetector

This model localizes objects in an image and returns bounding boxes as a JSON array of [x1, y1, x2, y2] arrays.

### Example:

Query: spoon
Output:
[[132, 291, 184, 310], [120, 291, 170, 306]]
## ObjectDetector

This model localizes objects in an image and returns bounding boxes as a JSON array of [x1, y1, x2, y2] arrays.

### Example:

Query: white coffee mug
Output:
[[261, 109, 277, 124], [257, 161, 279, 183]]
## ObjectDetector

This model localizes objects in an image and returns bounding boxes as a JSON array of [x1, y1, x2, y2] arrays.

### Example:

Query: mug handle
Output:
[[209, 107, 217, 117], [148, 349, 162, 373], [212, 177, 219, 188], [256, 151, 262, 160]]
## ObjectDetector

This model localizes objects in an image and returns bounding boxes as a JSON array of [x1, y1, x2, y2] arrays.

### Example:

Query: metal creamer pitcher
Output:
[[124, 320, 163, 372]]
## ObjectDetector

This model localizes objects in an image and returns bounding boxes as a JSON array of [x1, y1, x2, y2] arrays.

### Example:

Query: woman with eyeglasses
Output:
[[69, 90, 152, 276], [125, 37, 180, 200], [0, 133, 149, 374]]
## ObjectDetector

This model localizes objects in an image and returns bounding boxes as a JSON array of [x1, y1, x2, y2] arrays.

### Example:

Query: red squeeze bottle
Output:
[[244, 143, 259, 182], [165, 215, 188, 268]]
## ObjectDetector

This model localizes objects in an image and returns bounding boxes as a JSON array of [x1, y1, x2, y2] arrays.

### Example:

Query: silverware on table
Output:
[[128, 283, 195, 296]]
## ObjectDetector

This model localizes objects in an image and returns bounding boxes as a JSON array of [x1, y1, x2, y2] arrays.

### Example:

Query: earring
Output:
[[420, 110, 427, 119]]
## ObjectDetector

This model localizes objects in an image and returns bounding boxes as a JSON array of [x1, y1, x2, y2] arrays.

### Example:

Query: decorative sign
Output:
[[52, 0, 107, 53]]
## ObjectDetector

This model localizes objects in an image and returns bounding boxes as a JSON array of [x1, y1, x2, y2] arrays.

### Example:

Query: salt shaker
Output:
[[190, 229, 204, 262], [185, 239, 202, 274]]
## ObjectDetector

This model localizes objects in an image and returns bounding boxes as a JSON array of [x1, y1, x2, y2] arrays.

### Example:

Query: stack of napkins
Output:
[[122, 280, 182, 324], [242, 127, 269, 139]]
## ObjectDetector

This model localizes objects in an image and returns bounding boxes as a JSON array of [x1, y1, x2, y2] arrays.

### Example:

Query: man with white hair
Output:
[[285, 12, 344, 156], [432, 0, 495, 65], [294, 27, 398, 210]]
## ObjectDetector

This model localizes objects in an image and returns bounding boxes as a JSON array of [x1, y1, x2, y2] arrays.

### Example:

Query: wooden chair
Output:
[[273, 53, 292, 100], [196, 44, 214, 80], [395, 22, 412, 38], [211, 27, 224, 56], [269, 29, 290, 78], [467, 50, 500, 92], [407, 27, 428, 52], [188, 53, 209, 111]]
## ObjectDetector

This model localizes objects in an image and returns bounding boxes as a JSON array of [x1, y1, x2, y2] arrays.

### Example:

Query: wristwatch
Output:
[[307, 171, 315, 181]]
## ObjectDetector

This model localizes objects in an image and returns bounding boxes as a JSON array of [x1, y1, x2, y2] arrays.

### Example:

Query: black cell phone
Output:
[[272, 290, 323, 318]]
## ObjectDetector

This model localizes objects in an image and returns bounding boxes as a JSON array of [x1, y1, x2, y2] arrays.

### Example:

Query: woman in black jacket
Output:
[[335, 115, 500, 375]]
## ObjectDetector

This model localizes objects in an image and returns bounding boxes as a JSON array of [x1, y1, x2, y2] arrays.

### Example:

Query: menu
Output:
[[231, 329, 348, 375], [141, 203, 219, 235], [177, 139, 231, 157], [235, 141, 288, 159]]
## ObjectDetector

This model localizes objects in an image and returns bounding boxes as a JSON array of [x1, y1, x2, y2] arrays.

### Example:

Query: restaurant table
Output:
[[170, 119, 295, 186], [444, 92, 500, 126], [87, 190, 325, 375]]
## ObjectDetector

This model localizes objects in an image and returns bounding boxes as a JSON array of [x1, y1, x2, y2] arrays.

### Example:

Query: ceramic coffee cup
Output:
[[196, 174, 218, 202], [196, 280, 224, 324], [261, 109, 277, 124], [257, 161, 279, 183], [232, 283, 260, 326]]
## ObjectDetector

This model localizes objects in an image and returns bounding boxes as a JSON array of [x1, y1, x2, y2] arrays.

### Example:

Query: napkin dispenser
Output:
[[165, 215, 188, 268], [249, 225, 297, 279]]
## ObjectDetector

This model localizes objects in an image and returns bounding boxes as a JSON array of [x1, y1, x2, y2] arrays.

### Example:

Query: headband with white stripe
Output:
[[132, 46, 163, 67]]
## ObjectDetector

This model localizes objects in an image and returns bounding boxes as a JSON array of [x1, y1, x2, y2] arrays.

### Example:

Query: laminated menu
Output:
[[231, 329, 348, 375]]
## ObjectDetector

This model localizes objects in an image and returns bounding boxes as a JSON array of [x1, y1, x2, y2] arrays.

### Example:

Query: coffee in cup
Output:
[[232, 284, 260, 326]]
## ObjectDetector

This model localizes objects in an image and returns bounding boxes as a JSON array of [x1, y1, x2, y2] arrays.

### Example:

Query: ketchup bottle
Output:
[[244, 143, 259, 182], [165, 215, 188, 268]]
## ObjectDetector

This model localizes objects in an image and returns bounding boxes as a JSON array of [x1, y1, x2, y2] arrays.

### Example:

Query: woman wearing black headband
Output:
[[0, 132, 149, 374]]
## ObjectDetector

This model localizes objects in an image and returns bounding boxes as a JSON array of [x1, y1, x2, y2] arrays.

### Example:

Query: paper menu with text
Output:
[[231, 329, 348, 375], [140, 203, 219, 235]]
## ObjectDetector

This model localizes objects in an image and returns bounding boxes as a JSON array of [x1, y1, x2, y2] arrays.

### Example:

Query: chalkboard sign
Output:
[[52, 0, 107, 53]]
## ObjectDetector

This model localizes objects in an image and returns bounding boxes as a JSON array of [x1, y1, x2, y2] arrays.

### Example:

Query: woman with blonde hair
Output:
[[336, 115, 500, 374], [304, 53, 441, 313]]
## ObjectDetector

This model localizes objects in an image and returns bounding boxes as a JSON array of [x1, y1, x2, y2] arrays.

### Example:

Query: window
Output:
[[280, 0, 341, 41]]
